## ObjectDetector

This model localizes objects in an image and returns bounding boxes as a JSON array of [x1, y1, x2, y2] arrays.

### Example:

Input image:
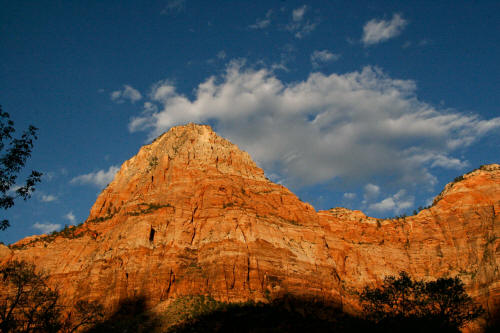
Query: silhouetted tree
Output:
[[0, 106, 42, 230], [61, 300, 105, 333], [0, 260, 61, 332], [360, 272, 484, 331], [0, 260, 104, 332]]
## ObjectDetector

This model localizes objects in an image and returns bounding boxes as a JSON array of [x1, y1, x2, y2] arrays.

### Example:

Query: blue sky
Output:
[[1, 0, 499, 244]]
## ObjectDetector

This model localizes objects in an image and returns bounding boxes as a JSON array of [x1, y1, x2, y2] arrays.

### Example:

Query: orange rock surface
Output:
[[1, 124, 499, 329]]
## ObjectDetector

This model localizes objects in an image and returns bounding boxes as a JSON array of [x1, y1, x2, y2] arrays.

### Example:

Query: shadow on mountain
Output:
[[166, 295, 371, 333], [85, 295, 161, 333], [485, 307, 500, 333], [83, 294, 490, 332]]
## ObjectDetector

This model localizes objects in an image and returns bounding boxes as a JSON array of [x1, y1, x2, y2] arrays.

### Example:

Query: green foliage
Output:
[[47, 224, 84, 240], [126, 202, 172, 216], [163, 295, 225, 326], [88, 205, 120, 223], [148, 156, 159, 171], [285, 218, 299, 225], [359, 272, 484, 331], [9, 224, 85, 250], [0, 106, 42, 230], [392, 204, 432, 219], [87, 201, 171, 227], [413, 205, 431, 215], [87, 215, 115, 223]]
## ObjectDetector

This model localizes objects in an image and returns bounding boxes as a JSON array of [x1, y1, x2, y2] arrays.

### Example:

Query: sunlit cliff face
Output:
[[1, 124, 499, 330]]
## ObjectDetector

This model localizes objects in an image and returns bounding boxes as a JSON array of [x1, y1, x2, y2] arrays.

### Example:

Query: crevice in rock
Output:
[[149, 227, 156, 242], [191, 207, 198, 223], [165, 269, 175, 299]]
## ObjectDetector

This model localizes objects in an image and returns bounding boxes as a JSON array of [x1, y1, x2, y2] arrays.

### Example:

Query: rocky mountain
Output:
[[1, 124, 499, 330]]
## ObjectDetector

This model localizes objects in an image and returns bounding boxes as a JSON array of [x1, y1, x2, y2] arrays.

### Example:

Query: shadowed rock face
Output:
[[1, 124, 499, 328]]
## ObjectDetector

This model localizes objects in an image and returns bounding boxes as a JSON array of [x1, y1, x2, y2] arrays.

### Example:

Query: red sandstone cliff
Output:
[[0, 124, 498, 329]]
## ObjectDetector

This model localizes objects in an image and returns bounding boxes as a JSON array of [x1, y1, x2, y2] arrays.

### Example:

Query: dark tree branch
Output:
[[0, 105, 42, 230]]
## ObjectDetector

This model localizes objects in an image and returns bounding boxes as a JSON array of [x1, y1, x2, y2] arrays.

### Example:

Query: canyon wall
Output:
[[1, 124, 498, 328]]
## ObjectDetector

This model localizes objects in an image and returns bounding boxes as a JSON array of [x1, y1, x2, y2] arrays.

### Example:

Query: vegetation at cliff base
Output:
[[359, 271, 484, 331], [0, 263, 488, 332], [0, 260, 104, 332], [164, 274, 485, 332]]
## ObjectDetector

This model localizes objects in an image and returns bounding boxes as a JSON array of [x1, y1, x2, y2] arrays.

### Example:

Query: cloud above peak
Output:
[[110, 85, 142, 103], [33, 222, 61, 234], [70, 165, 119, 188], [40, 194, 57, 202], [249, 9, 272, 29], [362, 13, 408, 46], [292, 5, 307, 22], [286, 5, 317, 38], [369, 189, 414, 213], [311, 50, 340, 68], [129, 61, 500, 189], [64, 211, 76, 224]]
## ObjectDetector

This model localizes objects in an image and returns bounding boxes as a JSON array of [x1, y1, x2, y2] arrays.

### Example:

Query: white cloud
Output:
[[33, 222, 61, 234], [292, 5, 307, 22], [110, 85, 142, 104], [217, 50, 227, 60], [40, 194, 57, 202], [364, 184, 380, 202], [344, 192, 356, 200], [70, 165, 119, 188], [249, 9, 272, 29], [64, 211, 76, 224], [406, 150, 468, 169], [43, 172, 55, 181], [362, 13, 408, 46], [161, 0, 185, 14], [311, 50, 340, 68], [286, 5, 317, 38], [369, 197, 396, 212], [129, 61, 500, 189], [369, 189, 414, 213], [143, 102, 158, 113]]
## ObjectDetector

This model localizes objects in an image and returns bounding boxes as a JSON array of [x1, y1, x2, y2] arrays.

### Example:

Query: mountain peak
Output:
[[432, 164, 500, 206], [138, 123, 264, 179], [86, 123, 268, 222]]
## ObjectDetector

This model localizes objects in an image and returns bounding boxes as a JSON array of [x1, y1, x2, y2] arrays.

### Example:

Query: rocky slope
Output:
[[319, 164, 500, 318], [1, 124, 499, 329]]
